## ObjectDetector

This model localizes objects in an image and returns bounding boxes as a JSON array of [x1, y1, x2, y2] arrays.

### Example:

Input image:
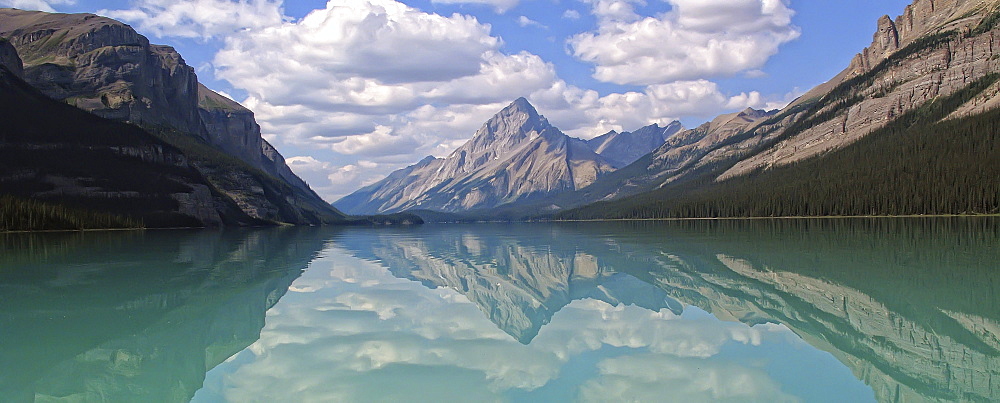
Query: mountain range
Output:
[[339, 0, 1000, 220], [4, 0, 1000, 226], [0, 8, 418, 230], [336, 98, 684, 215]]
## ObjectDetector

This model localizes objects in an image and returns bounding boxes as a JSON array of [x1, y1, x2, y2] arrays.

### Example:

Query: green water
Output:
[[2, 219, 998, 402]]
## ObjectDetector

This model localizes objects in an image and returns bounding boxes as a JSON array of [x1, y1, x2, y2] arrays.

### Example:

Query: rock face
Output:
[[565, 108, 774, 204], [0, 9, 204, 135], [586, 121, 683, 168], [196, 84, 322, 202], [336, 98, 616, 214], [0, 8, 343, 225], [0, 37, 23, 78], [711, 0, 1000, 181], [0, 64, 259, 227]]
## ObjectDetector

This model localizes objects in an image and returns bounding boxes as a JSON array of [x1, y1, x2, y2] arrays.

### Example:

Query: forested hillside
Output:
[[557, 75, 1000, 219]]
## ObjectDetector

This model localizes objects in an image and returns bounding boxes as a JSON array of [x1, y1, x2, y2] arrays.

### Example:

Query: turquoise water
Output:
[[2, 219, 998, 402]]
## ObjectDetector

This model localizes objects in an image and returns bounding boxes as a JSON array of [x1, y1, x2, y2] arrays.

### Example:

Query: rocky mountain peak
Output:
[[464, 97, 551, 158], [849, 0, 1000, 76]]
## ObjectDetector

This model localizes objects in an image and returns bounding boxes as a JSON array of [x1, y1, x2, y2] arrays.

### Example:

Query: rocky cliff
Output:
[[0, 8, 342, 226], [0, 63, 263, 228], [557, 0, 1000, 220], [710, 0, 1000, 181], [0, 37, 23, 78], [335, 98, 616, 214], [558, 108, 774, 205]]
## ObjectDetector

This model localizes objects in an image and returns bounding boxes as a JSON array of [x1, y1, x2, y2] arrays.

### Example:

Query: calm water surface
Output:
[[2, 219, 998, 402]]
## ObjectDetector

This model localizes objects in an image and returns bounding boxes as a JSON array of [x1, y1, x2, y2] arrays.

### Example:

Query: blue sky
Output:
[[3, 0, 912, 200]]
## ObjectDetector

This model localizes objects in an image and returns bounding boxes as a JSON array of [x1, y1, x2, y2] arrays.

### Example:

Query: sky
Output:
[[2, 0, 913, 201]]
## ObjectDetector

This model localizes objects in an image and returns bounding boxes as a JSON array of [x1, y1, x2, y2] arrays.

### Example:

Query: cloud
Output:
[[517, 15, 547, 29], [329, 126, 421, 156], [562, 9, 581, 19], [428, 0, 520, 14], [568, 0, 800, 85], [0, 0, 73, 12], [528, 79, 779, 139], [121, 0, 799, 201], [99, 0, 285, 39]]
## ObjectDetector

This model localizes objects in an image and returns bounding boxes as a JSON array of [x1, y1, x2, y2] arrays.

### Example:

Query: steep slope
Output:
[[335, 98, 616, 214], [0, 62, 262, 228], [561, 0, 1000, 219], [586, 121, 684, 168], [568, 108, 774, 205], [0, 8, 343, 225]]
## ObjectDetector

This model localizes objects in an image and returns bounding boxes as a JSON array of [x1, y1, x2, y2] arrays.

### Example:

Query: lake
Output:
[[2, 218, 998, 402]]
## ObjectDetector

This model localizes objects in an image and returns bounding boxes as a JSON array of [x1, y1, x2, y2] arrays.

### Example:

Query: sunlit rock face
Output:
[[335, 98, 617, 215], [717, 0, 1000, 181], [0, 228, 331, 402]]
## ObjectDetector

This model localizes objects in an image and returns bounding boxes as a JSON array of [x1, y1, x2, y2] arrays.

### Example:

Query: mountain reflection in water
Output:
[[0, 227, 332, 402], [334, 219, 1000, 402], [2, 219, 998, 402]]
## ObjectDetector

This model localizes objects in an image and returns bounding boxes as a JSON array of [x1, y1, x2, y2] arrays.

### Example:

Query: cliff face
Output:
[[0, 9, 204, 135], [713, 0, 1000, 181], [336, 98, 616, 214], [0, 8, 344, 225], [0, 37, 23, 78], [196, 84, 322, 201]]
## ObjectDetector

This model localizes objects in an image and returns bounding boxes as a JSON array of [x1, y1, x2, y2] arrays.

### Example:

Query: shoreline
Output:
[[3, 213, 998, 233]]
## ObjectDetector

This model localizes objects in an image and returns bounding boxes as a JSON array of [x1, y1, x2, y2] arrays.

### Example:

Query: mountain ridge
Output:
[[335, 98, 619, 214], [0, 8, 347, 226]]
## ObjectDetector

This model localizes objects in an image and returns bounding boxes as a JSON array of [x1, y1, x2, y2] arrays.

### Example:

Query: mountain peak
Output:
[[505, 96, 538, 116]]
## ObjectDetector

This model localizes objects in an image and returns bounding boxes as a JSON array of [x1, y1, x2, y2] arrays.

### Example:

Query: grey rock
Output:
[[0, 8, 342, 224], [0, 37, 23, 78], [336, 98, 616, 214], [586, 121, 684, 168]]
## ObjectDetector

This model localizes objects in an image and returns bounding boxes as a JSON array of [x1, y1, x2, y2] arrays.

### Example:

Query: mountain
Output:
[[567, 108, 775, 204], [0, 8, 347, 227], [560, 0, 1000, 219], [0, 57, 267, 228], [335, 98, 616, 214], [586, 121, 683, 168]]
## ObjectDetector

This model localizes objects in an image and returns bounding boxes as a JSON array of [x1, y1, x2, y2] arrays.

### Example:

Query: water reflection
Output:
[[0, 228, 332, 402], [334, 219, 1000, 402], [3, 219, 997, 402]]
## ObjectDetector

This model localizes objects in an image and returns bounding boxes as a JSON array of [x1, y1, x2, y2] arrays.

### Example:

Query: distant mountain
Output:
[[335, 98, 616, 214], [559, 0, 1000, 219], [0, 8, 346, 226], [586, 121, 683, 168], [568, 108, 774, 204]]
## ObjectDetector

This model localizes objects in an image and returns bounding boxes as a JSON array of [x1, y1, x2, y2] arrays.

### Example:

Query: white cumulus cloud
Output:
[[569, 0, 800, 85], [100, 0, 285, 39], [0, 0, 74, 12]]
